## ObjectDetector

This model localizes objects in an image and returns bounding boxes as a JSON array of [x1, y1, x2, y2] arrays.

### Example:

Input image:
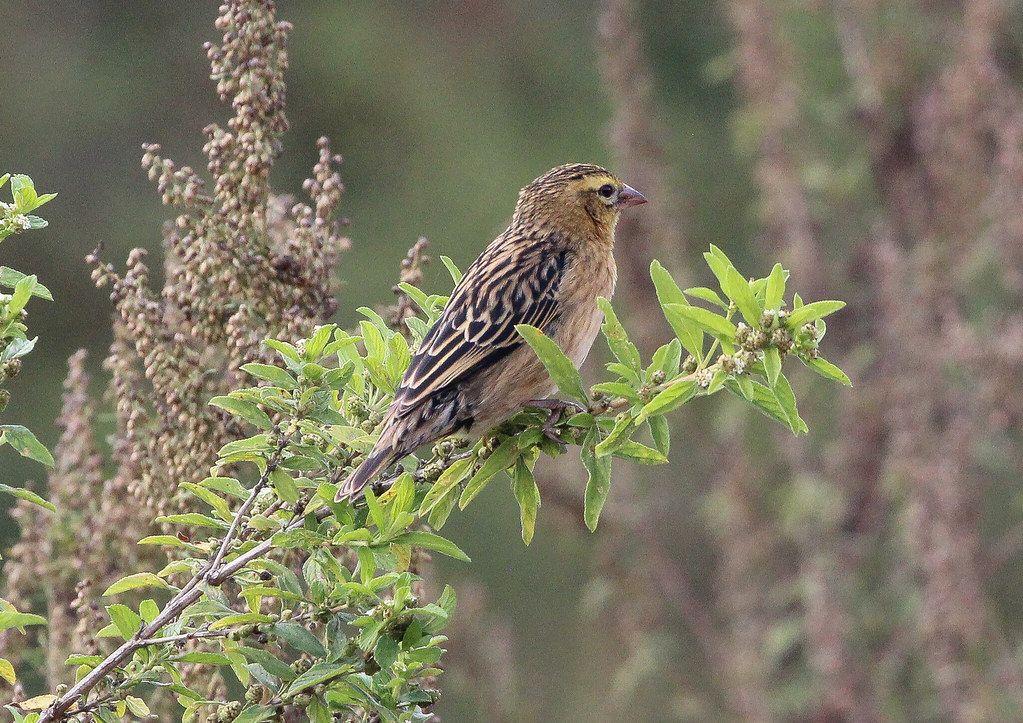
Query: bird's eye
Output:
[[597, 184, 615, 199]]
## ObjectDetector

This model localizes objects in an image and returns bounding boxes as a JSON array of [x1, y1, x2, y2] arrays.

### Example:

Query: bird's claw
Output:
[[526, 398, 585, 442]]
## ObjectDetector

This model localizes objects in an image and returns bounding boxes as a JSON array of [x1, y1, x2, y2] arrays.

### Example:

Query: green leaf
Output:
[[106, 604, 143, 639], [237, 646, 298, 681], [139, 599, 159, 623], [460, 437, 518, 508], [635, 380, 698, 424], [664, 304, 737, 343], [209, 396, 273, 430], [440, 255, 463, 284], [240, 362, 299, 389], [124, 697, 150, 718], [172, 651, 233, 665], [283, 661, 353, 697], [232, 705, 275, 723], [0, 425, 53, 466], [650, 261, 704, 357], [771, 372, 805, 434], [648, 338, 682, 377], [0, 268, 51, 299], [764, 263, 787, 311], [803, 356, 852, 386], [0, 611, 46, 633], [269, 468, 300, 505], [649, 415, 670, 457], [271, 622, 327, 656], [581, 427, 612, 532], [590, 381, 640, 401], [597, 297, 641, 374], [209, 613, 274, 631], [178, 482, 233, 520], [154, 512, 230, 529], [684, 286, 728, 309], [374, 634, 400, 670], [199, 475, 249, 499], [390, 531, 471, 562], [722, 265, 761, 326], [0, 483, 54, 512], [763, 347, 782, 387], [511, 457, 540, 545], [8, 275, 34, 315], [103, 573, 170, 596], [785, 300, 846, 328], [515, 324, 588, 404], [594, 415, 634, 456], [0, 658, 16, 684], [612, 440, 668, 465], [419, 457, 474, 516]]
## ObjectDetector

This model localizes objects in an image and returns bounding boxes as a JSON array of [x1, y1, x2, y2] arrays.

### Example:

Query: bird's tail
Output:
[[335, 445, 395, 501]]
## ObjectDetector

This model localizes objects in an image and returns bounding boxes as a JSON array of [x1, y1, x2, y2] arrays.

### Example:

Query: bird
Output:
[[335, 163, 647, 501]]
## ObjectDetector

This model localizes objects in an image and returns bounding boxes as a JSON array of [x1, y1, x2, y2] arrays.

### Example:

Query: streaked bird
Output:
[[336, 163, 647, 501]]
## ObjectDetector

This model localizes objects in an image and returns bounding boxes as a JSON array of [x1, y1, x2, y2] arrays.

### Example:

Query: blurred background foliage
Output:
[[5, 0, 1023, 721]]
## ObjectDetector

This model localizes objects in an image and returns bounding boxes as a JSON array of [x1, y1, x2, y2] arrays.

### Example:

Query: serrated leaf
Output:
[[511, 457, 539, 545], [764, 263, 787, 311], [0, 425, 53, 466], [581, 427, 612, 532], [803, 356, 852, 386], [390, 531, 471, 562], [103, 573, 170, 596], [240, 362, 299, 389], [0, 483, 54, 512], [786, 300, 846, 328], [515, 324, 588, 404], [209, 396, 273, 430], [106, 604, 143, 639]]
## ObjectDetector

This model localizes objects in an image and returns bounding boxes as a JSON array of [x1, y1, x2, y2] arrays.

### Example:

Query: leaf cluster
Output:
[[8, 247, 848, 722]]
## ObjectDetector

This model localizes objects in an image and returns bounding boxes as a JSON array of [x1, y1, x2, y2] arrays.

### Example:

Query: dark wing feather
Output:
[[392, 235, 565, 416]]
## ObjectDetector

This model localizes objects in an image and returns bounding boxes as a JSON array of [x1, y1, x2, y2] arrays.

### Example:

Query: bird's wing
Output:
[[392, 238, 565, 416]]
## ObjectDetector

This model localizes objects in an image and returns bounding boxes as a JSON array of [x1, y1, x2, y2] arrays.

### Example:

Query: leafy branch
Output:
[[7, 246, 847, 722]]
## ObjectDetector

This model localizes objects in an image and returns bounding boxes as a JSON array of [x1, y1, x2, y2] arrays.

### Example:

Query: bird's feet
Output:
[[525, 398, 585, 442]]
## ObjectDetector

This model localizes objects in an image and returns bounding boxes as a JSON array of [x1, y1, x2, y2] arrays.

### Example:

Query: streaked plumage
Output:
[[336, 163, 647, 501]]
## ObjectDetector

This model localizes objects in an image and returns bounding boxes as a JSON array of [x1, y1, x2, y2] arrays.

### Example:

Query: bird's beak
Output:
[[617, 184, 648, 209]]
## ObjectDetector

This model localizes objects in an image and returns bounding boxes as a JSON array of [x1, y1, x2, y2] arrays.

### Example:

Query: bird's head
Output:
[[512, 163, 647, 241]]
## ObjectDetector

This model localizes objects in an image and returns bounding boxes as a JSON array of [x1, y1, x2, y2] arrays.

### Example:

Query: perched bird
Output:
[[336, 163, 647, 501]]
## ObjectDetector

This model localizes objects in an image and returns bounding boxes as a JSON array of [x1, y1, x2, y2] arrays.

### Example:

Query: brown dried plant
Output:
[[2, 0, 348, 689]]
